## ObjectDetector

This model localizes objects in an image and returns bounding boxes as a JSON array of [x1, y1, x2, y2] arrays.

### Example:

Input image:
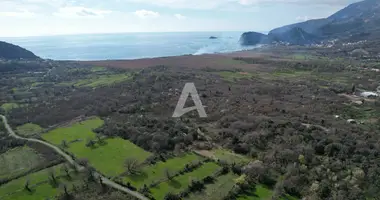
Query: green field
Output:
[[42, 117, 104, 145], [0, 164, 78, 199], [211, 149, 251, 164], [122, 153, 202, 188], [91, 66, 106, 72], [0, 147, 45, 180], [215, 71, 256, 82], [272, 70, 311, 78], [1, 103, 20, 112], [16, 123, 43, 136], [59, 74, 132, 88], [151, 162, 221, 200], [186, 173, 238, 200], [69, 137, 151, 177], [42, 117, 151, 177], [237, 184, 273, 200]]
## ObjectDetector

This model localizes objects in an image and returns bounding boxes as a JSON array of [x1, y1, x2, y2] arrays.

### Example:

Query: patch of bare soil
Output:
[[194, 150, 215, 159], [338, 93, 375, 103]]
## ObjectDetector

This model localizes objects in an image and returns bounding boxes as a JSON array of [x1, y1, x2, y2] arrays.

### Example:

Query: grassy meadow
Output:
[[16, 123, 43, 136], [122, 153, 202, 188], [0, 147, 44, 180], [151, 162, 221, 200]]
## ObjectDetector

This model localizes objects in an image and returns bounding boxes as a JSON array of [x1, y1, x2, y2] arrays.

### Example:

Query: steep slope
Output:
[[242, 0, 380, 45], [0, 41, 39, 60], [269, 18, 329, 35], [239, 32, 270, 45], [269, 27, 321, 45], [317, 0, 380, 38]]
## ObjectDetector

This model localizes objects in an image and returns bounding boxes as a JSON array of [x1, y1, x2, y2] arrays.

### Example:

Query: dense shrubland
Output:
[[1, 50, 380, 199]]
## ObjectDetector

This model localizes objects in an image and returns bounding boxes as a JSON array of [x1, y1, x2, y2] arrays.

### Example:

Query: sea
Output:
[[0, 32, 259, 61]]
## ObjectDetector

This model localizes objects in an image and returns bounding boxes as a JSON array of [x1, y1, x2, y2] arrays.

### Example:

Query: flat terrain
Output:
[[0, 146, 44, 180], [0, 164, 81, 200], [16, 124, 43, 136], [121, 153, 202, 188], [186, 173, 238, 200], [82, 54, 260, 71], [1, 103, 20, 113], [42, 117, 104, 145], [69, 137, 151, 177], [150, 162, 221, 200], [1, 45, 379, 200], [42, 118, 151, 178]]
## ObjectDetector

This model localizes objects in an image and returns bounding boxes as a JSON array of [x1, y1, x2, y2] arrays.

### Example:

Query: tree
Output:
[[351, 84, 356, 94], [164, 193, 181, 200], [24, 179, 31, 192], [96, 134, 106, 145], [61, 140, 68, 148], [61, 164, 70, 178], [78, 158, 89, 167], [48, 169, 58, 186], [165, 168, 174, 181], [60, 184, 72, 200], [124, 158, 141, 175], [85, 166, 96, 181], [86, 138, 96, 148]]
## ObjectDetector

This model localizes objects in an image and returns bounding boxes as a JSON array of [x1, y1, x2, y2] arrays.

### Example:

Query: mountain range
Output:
[[240, 0, 380, 46], [0, 41, 39, 60]]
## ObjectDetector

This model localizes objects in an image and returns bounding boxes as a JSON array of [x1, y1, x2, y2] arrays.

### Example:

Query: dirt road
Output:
[[0, 115, 148, 200]]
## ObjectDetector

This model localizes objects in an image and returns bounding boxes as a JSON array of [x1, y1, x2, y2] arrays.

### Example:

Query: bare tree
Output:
[[124, 158, 141, 175], [24, 179, 31, 192], [61, 164, 70, 178], [48, 169, 58, 186], [61, 140, 68, 148], [60, 184, 71, 200]]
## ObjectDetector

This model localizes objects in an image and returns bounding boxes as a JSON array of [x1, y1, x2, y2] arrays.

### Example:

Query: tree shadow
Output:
[[128, 171, 148, 182], [98, 140, 108, 146], [168, 179, 182, 189]]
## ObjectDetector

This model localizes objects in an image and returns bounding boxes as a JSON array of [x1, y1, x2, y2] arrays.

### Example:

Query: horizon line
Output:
[[0, 30, 269, 39]]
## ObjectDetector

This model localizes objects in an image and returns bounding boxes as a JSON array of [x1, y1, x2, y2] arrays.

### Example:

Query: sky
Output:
[[0, 0, 362, 37]]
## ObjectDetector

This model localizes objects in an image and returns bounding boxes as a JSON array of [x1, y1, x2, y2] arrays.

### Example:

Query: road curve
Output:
[[0, 115, 148, 200]]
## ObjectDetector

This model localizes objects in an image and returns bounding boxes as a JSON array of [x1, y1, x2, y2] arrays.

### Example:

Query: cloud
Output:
[[126, 0, 361, 10], [0, 9, 35, 18], [133, 9, 160, 18], [54, 6, 112, 18], [295, 15, 310, 21], [174, 14, 186, 20]]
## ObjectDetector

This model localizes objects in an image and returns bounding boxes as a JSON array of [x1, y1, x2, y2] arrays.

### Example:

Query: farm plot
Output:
[[186, 173, 238, 200], [41, 117, 104, 145], [58, 74, 132, 88], [69, 137, 151, 177], [122, 153, 203, 188], [16, 123, 43, 136], [0, 146, 45, 180], [0, 164, 81, 200], [42, 117, 151, 177], [237, 185, 274, 200], [151, 162, 221, 200], [1, 103, 20, 112]]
